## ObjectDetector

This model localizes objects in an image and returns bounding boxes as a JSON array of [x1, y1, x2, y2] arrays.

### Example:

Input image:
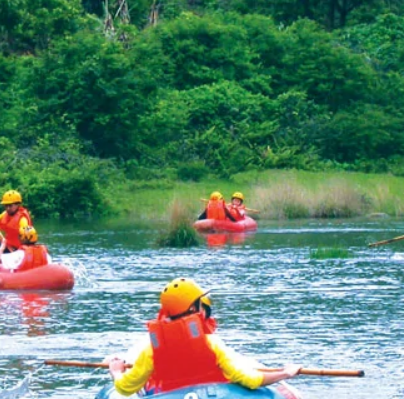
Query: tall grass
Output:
[[253, 177, 370, 218], [111, 169, 404, 221], [156, 199, 199, 247]]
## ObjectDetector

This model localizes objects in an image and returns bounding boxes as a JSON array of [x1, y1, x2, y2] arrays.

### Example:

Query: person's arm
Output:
[[238, 207, 246, 218], [0, 212, 7, 254], [198, 210, 207, 220], [208, 335, 300, 389], [109, 343, 154, 396], [109, 358, 126, 381], [0, 234, 6, 255], [260, 364, 301, 386], [19, 217, 29, 228], [224, 207, 237, 222]]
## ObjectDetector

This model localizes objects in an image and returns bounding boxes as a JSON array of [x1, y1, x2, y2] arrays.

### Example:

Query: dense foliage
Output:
[[1, 0, 404, 217]]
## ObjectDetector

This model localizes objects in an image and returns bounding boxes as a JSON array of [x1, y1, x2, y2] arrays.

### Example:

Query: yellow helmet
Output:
[[210, 191, 223, 201], [1, 190, 22, 205], [19, 226, 38, 244], [232, 192, 244, 201], [160, 277, 211, 317]]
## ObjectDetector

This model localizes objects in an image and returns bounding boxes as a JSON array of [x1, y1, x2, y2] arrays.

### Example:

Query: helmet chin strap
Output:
[[164, 298, 208, 321], [169, 303, 199, 320]]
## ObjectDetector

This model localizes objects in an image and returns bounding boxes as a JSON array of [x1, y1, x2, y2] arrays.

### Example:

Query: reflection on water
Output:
[[1, 217, 404, 399], [199, 232, 255, 247], [19, 293, 50, 337], [0, 292, 72, 337]]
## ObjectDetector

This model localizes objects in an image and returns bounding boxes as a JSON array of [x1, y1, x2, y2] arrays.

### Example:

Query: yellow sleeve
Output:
[[207, 335, 264, 389], [0, 211, 5, 235], [114, 343, 154, 396], [19, 217, 29, 228]]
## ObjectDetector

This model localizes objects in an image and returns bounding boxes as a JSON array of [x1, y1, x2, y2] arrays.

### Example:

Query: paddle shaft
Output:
[[368, 234, 404, 247], [199, 198, 260, 214], [44, 360, 364, 377], [258, 367, 364, 377], [44, 360, 131, 369]]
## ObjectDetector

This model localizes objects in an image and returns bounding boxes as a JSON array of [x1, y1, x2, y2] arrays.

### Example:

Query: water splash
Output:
[[55, 258, 96, 288], [0, 375, 31, 399]]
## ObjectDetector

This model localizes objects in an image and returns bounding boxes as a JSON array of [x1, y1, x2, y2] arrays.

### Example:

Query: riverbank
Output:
[[111, 169, 404, 221]]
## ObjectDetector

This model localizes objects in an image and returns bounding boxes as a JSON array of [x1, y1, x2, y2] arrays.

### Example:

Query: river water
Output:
[[0, 217, 403, 399]]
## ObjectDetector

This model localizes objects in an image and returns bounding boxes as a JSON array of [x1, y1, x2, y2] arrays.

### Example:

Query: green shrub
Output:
[[177, 162, 209, 182], [156, 200, 199, 247], [157, 220, 199, 247]]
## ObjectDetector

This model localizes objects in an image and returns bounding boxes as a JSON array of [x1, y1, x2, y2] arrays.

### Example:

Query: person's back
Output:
[[108, 277, 301, 396], [206, 199, 227, 220], [147, 312, 227, 393], [198, 192, 236, 222]]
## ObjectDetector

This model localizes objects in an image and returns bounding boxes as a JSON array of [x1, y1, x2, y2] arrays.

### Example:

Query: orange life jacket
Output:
[[147, 313, 228, 393], [226, 204, 245, 221], [18, 245, 49, 271], [0, 207, 32, 249], [206, 200, 227, 220]]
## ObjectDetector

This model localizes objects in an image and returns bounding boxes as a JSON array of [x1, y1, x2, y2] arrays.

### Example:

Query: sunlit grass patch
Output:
[[254, 182, 310, 219], [156, 199, 199, 247], [312, 179, 368, 218], [309, 247, 351, 259], [111, 169, 404, 221]]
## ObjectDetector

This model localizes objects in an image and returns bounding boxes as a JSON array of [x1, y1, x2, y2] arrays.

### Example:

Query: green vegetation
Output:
[[309, 247, 351, 259], [113, 169, 404, 222], [1, 1, 404, 219], [156, 200, 199, 247]]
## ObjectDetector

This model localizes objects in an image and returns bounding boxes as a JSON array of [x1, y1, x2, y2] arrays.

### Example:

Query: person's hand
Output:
[[283, 364, 302, 378], [108, 358, 127, 381], [103, 354, 119, 364], [109, 358, 126, 373]]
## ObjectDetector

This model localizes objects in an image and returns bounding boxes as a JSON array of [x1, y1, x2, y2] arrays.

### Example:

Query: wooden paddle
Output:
[[44, 360, 364, 377], [368, 234, 404, 247], [258, 367, 364, 377], [199, 198, 260, 214]]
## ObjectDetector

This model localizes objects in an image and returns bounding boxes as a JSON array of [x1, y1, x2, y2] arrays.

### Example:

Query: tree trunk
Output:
[[327, 0, 337, 30], [300, 0, 313, 19]]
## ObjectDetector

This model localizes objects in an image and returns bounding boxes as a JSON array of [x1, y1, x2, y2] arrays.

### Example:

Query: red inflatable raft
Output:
[[0, 263, 75, 291], [193, 216, 258, 233]]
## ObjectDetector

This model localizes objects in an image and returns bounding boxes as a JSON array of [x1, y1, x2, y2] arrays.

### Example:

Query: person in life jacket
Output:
[[108, 277, 301, 396], [198, 191, 236, 222], [0, 190, 33, 254], [18, 226, 51, 271], [0, 226, 51, 271], [227, 192, 246, 221]]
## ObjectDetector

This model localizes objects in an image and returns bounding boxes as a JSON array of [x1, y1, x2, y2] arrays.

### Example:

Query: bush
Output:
[[0, 137, 120, 218], [156, 200, 199, 247], [177, 162, 209, 182]]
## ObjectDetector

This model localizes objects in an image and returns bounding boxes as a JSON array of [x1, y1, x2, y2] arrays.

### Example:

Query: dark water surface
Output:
[[1, 217, 403, 399]]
